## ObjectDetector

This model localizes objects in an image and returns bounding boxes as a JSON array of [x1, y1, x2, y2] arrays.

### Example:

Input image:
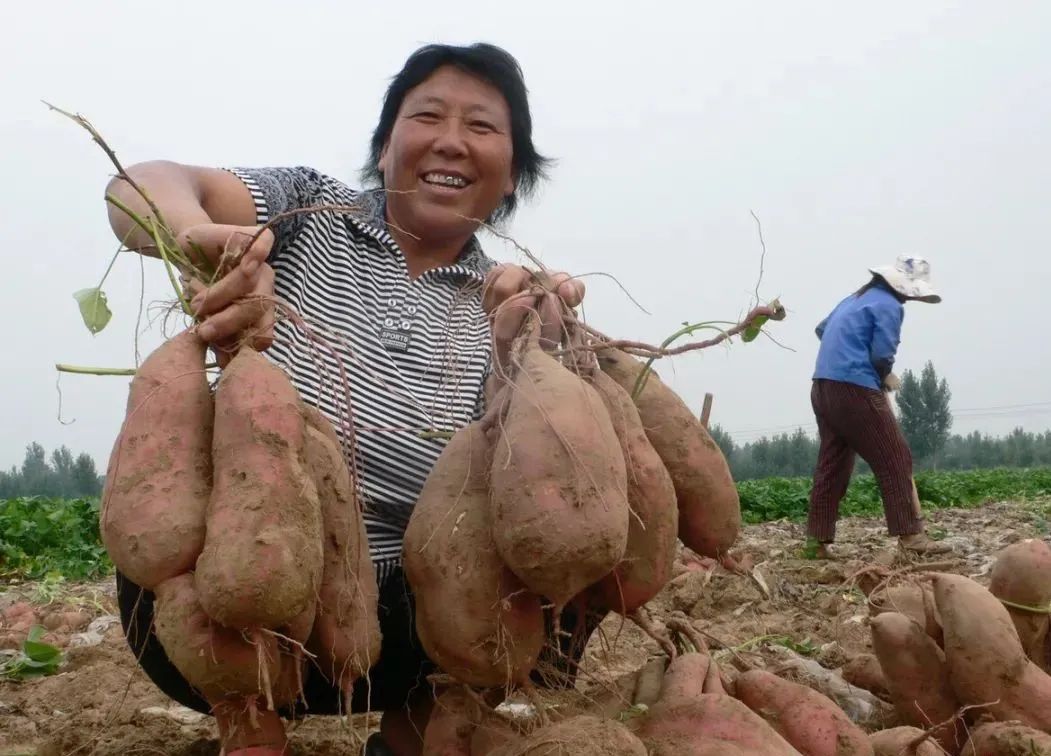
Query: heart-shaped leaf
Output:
[[73, 287, 112, 334]]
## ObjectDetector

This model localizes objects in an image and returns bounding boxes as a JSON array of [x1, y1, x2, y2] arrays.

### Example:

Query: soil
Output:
[[1, 499, 1047, 755]]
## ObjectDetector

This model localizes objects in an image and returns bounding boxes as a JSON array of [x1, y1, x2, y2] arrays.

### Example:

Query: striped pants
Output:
[[806, 379, 922, 542]]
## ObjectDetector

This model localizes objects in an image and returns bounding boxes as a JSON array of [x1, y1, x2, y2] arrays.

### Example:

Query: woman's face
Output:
[[379, 65, 515, 246]]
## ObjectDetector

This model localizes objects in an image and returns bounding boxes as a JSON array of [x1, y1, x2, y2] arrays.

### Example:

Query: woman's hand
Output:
[[482, 264, 585, 374], [178, 224, 277, 368]]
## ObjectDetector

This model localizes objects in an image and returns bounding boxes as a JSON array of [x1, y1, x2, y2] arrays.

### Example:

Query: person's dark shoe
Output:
[[364, 733, 394, 756]]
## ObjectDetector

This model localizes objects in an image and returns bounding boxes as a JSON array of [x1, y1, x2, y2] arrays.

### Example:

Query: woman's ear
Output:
[[378, 142, 390, 173]]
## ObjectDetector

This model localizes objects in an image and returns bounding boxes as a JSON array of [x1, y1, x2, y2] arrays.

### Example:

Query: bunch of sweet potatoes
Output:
[[102, 332, 380, 710], [402, 318, 741, 689]]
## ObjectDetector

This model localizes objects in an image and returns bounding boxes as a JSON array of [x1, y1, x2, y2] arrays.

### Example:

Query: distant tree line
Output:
[[712, 361, 1051, 480], [0, 443, 103, 498], [710, 425, 1051, 481]]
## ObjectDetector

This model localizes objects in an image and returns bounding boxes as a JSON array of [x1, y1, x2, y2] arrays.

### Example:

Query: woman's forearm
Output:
[[105, 160, 213, 255]]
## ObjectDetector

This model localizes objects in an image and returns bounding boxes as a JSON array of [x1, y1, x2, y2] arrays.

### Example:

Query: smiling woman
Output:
[[103, 42, 586, 756]]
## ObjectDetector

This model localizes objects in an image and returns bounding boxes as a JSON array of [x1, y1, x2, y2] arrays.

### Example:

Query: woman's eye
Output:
[[469, 120, 497, 133], [411, 111, 442, 123]]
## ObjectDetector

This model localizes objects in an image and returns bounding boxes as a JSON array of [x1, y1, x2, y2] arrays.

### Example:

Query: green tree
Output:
[[897, 361, 953, 465], [20, 443, 53, 496], [50, 446, 75, 497], [708, 424, 736, 466], [72, 453, 103, 497]]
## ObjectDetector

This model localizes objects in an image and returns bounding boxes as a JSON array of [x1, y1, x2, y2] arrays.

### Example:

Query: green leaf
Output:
[[742, 313, 769, 343], [23, 639, 61, 665], [73, 287, 112, 334]]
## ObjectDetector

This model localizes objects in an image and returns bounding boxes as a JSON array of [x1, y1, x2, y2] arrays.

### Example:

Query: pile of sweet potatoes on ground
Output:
[[101, 330, 380, 712], [421, 541, 1051, 755]]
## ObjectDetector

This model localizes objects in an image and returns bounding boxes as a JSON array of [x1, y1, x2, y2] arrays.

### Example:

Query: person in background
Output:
[[805, 256, 949, 558]]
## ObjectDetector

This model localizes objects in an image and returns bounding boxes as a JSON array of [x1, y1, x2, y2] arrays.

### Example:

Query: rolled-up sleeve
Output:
[[224, 166, 328, 261]]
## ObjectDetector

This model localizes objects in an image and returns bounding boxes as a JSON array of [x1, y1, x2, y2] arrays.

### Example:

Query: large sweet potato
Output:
[[870, 612, 962, 754], [962, 721, 1051, 755], [300, 407, 381, 690], [868, 727, 943, 756], [492, 715, 646, 756], [405, 422, 545, 687], [195, 348, 323, 629], [989, 539, 1051, 673], [490, 334, 629, 610], [638, 693, 802, 755], [841, 654, 890, 700], [933, 573, 1051, 733], [422, 688, 478, 756], [734, 669, 873, 756], [101, 330, 212, 590], [153, 573, 301, 708], [586, 370, 678, 614], [596, 348, 740, 559]]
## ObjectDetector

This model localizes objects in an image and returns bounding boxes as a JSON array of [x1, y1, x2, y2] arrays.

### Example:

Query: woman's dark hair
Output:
[[362, 42, 552, 222], [856, 275, 906, 302]]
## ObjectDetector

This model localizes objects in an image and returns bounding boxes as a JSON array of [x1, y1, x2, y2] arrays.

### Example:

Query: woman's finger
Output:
[[196, 266, 275, 344], [537, 292, 563, 351], [190, 256, 265, 318], [482, 265, 531, 314]]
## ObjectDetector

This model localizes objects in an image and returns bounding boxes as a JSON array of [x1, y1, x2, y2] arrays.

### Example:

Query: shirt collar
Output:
[[353, 189, 496, 279]]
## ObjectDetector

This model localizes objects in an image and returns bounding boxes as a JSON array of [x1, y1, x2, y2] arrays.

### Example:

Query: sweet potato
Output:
[[639, 693, 802, 755], [734, 669, 873, 756], [596, 348, 740, 559], [492, 715, 646, 756], [490, 334, 629, 610], [101, 330, 212, 590], [300, 408, 381, 689], [659, 651, 725, 703], [153, 573, 301, 708], [423, 688, 478, 756], [870, 612, 962, 754], [471, 713, 522, 756], [933, 572, 1051, 733], [195, 348, 323, 629], [989, 539, 1051, 673], [840, 654, 890, 700], [405, 422, 545, 687], [586, 370, 678, 614], [868, 727, 943, 756], [962, 721, 1051, 755], [868, 583, 942, 643]]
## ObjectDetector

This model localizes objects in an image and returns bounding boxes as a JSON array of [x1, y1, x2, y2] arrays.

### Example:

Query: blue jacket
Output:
[[813, 283, 903, 390]]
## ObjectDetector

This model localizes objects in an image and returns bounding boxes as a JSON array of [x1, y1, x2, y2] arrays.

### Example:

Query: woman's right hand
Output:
[[178, 224, 276, 367]]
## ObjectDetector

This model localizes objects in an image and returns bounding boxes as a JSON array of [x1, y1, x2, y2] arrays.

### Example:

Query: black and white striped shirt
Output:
[[229, 167, 495, 586]]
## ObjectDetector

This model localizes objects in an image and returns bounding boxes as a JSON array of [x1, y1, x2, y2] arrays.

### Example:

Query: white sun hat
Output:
[[869, 256, 941, 303]]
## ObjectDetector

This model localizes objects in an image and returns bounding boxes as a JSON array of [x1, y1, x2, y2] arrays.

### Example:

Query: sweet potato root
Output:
[[868, 727, 943, 756], [733, 669, 873, 756], [490, 333, 629, 610], [300, 408, 381, 690], [587, 370, 678, 614], [405, 422, 545, 687], [638, 693, 802, 755], [153, 573, 301, 708], [870, 611, 962, 754], [101, 330, 212, 590], [989, 539, 1051, 673], [195, 348, 323, 630], [868, 583, 942, 643], [933, 572, 1051, 733], [596, 348, 740, 559]]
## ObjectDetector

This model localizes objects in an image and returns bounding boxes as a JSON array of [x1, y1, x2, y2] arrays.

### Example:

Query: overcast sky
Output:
[[4, 1, 1049, 469]]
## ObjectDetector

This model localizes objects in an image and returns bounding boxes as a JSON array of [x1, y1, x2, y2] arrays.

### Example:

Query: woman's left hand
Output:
[[482, 264, 585, 373]]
